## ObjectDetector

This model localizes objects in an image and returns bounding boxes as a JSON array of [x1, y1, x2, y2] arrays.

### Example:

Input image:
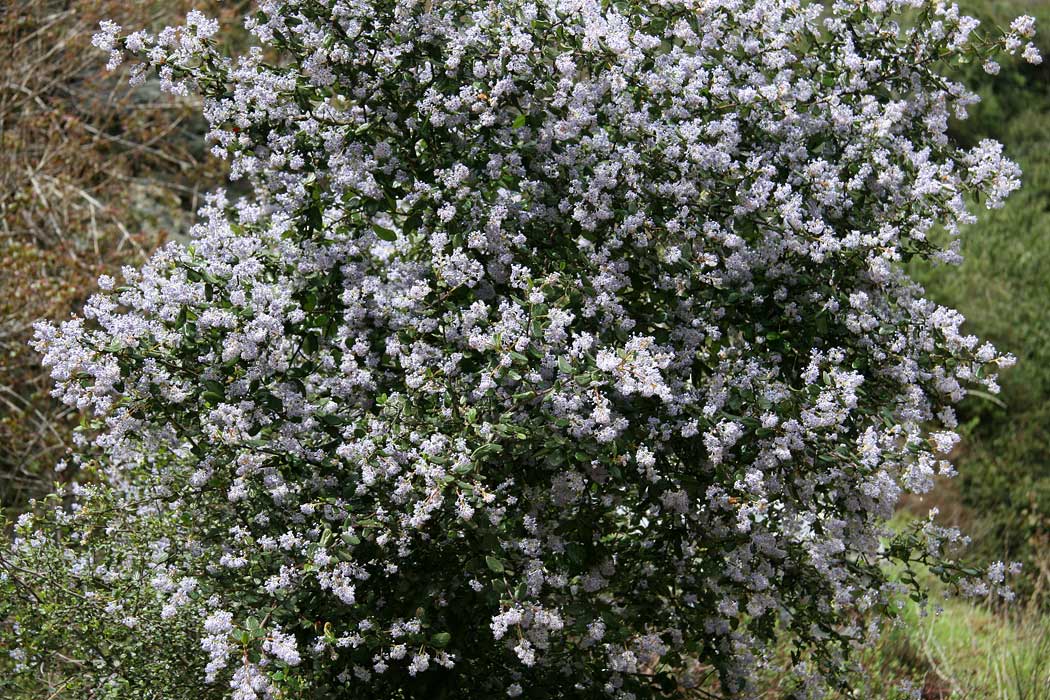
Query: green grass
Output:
[[909, 597, 1050, 700], [723, 593, 1050, 700], [824, 517, 1050, 700]]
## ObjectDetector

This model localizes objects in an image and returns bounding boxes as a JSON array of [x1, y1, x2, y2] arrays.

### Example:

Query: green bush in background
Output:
[[911, 0, 1050, 600]]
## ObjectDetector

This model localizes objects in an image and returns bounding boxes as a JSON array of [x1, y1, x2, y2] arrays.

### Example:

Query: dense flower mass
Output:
[[2, 1, 1042, 698]]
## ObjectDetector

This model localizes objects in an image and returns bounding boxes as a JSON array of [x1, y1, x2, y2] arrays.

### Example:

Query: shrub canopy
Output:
[[2, 1, 1042, 698]]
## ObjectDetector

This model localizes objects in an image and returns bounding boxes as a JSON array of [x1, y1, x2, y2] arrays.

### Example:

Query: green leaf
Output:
[[512, 112, 528, 128], [485, 556, 505, 573], [430, 632, 452, 648], [471, 443, 504, 461], [404, 212, 423, 233], [263, 393, 284, 412], [319, 413, 344, 426], [373, 224, 397, 241]]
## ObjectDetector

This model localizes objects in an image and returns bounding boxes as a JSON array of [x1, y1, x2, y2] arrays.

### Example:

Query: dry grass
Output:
[[0, 0, 242, 510]]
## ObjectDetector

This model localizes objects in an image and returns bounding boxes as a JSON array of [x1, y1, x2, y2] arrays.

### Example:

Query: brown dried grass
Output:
[[0, 0, 240, 510]]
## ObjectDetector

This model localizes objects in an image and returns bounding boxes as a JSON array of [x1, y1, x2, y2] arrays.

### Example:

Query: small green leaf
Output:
[[472, 443, 504, 461], [485, 556, 505, 573], [319, 413, 344, 426], [373, 224, 397, 241], [430, 632, 451, 648], [404, 212, 423, 233]]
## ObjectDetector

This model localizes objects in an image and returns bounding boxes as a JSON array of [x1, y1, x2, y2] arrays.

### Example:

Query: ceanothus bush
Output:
[[1, 1, 1042, 698]]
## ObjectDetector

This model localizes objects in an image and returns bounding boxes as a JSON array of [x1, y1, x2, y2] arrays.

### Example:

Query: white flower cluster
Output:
[[13, 1, 1038, 698]]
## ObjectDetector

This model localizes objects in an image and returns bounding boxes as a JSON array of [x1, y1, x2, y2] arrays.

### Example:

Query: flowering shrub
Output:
[[1, 1, 1043, 698]]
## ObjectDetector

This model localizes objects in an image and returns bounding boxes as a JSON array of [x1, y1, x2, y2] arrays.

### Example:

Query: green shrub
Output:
[[3, 1, 1045, 698]]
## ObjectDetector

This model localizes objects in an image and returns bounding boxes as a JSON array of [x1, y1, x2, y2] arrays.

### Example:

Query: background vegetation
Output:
[[0, 0, 234, 509], [909, 0, 1050, 600], [865, 0, 1050, 696], [0, 0, 1047, 697]]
